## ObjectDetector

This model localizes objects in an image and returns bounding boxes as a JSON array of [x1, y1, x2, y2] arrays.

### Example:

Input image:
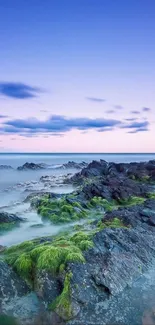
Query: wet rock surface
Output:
[[0, 260, 29, 309], [1, 159, 155, 324]]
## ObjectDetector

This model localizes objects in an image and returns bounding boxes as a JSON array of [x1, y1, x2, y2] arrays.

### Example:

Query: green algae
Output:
[[49, 272, 74, 320], [89, 196, 116, 211], [146, 192, 155, 199], [119, 196, 145, 206], [4, 230, 92, 283], [37, 197, 88, 224], [97, 217, 127, 230]]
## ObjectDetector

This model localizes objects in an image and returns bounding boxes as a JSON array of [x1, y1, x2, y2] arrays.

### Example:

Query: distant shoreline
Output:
[[0, 152, 155, 155]]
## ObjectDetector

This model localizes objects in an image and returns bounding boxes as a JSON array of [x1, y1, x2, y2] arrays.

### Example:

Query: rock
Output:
[[0, 212, 22, 224], [69, 159, 155, 185], [0, 165, 13, 170], [63, 161, 88, 169], [0, 261, 29, 307], [35, 270, 61, 304], [17, 162, 45, 171], [0, 245, 6, 253], [24, 191, 62, 206]]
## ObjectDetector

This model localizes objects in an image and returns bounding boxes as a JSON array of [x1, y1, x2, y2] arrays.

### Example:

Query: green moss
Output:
[[37, 197, 89, 224], [4, 240, 36, 255], [119, 196, 145, 206], [78, 240, 94, 250], [70, 231, 93, 250], [65, 252, 85, 263], [14, 253, 33, 282], [97, 217, 127, 230], [89, 196, 116, 211], [37, 246, 65, 274], [146, 192, 155, 199], [59, 263, 65, 273], [49, 272, 73, 320]]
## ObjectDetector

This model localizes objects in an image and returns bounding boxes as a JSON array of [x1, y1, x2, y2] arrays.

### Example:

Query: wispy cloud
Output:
[[86, 97, 106, 103], [142, 107, 151, 112], [130, 110, 140, 115], [0, 82, 42, 99], [0, 115, 121, 137], [121, 121, 149, 133], [114, 105, 124, 110], [106, 110, 115, 114], [125, 118, 138, 121], [128, 128, 149, 134], [0, 114, 9, 118]]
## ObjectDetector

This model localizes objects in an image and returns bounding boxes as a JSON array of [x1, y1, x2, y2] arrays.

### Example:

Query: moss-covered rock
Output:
[[37, 197, 89, 224], [97, 217, 127, 230], [146, 192, 155, 199], [4, 231, 92, 283], [119, 196, 145, 206], [89, 196, 116, 211], [49, 272, 80, 320]]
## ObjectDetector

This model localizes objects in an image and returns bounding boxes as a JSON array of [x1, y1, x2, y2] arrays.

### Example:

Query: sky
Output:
[[0, 0, 155, 153]]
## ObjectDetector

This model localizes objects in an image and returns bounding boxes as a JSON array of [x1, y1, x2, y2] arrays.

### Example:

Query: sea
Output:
[[0, 153, 155, 246]]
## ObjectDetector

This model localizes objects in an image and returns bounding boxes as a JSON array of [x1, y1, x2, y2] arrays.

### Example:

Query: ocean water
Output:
[[0, 153, 155, 246]]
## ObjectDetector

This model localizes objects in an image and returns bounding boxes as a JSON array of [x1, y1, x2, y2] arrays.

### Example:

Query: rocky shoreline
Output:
[[1, 159, 155, 325]]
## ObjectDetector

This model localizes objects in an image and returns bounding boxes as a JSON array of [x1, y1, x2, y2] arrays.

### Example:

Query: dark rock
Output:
[[0, 261, 29, 307], [63, 161, 88, 169], [35, 270, 62, 304], [0, 212, 22, 224], [17, 162, 45, 171], [0, 165, 13, 170]]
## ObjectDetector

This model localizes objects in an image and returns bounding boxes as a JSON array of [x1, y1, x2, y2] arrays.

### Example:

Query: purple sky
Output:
[[0, 0, 155, 152]]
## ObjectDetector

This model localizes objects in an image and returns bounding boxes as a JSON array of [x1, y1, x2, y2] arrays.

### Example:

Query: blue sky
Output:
[[0, 0, 155, 152]]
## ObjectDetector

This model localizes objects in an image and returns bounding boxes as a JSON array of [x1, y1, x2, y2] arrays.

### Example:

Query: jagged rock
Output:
[[0, 212, 22, 224], [0, 165, 13, 170], [0, 261, 29, 307], [63, 161, 87, 169], [17, 162, 45, 171]]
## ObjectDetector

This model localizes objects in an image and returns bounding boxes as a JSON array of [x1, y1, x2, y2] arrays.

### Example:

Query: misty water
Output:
[[1, 153, 155, 247]]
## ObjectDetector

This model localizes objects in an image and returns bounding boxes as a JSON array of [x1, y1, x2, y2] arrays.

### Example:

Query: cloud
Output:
[[127, 128, 149, 134], [114, 105, 124, 110], [142, 107, 151, 112], [106, 110, 115, 114], [0, 82, 42, 99], [121, 121, 149, 133], [122, 121, 149, 129], [0, 115, 121, 137], [130, 110, 140, 114], [0, 114, 9, 118], [86, 97, 106, 103], [125, 118, 138, 121]]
